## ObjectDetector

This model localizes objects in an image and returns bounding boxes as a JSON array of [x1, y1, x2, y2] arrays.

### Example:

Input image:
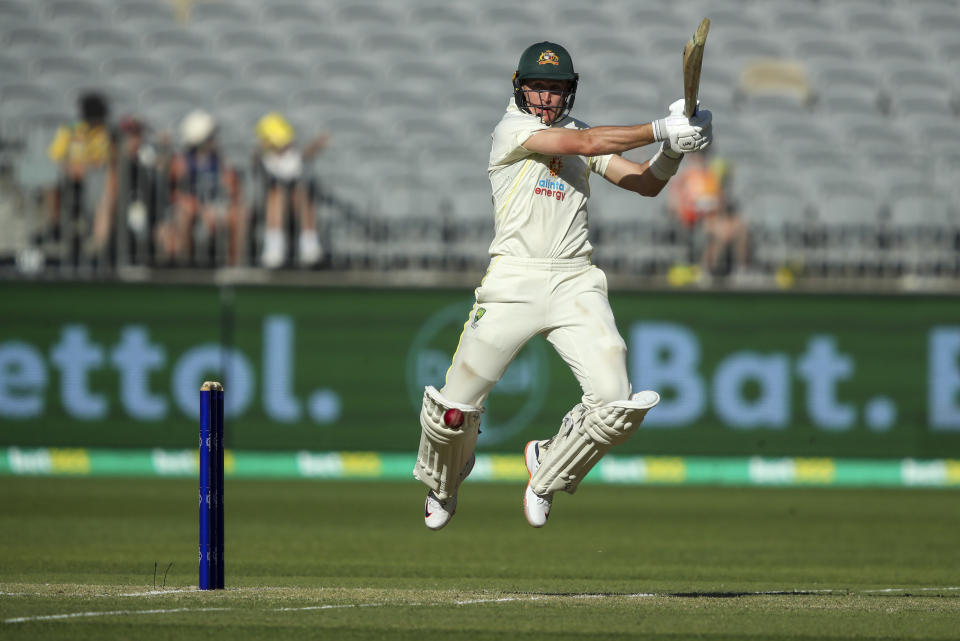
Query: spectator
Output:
[[46, 91, 118, 263], [254, 112, 327, 268], [666, 146, 720, 264], [116, 116, 160, 265], [701, 156, 750, 278], [155, 110, 245, 266]]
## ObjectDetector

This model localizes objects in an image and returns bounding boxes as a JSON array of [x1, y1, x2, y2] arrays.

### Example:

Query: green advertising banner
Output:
[[3, 447, 960, 489], [1, 282, 959, 460]]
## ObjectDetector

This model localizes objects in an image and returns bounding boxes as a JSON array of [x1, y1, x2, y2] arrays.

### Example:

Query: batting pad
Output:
[[530, 391, 660, 495], [413, 386, 482, 500]]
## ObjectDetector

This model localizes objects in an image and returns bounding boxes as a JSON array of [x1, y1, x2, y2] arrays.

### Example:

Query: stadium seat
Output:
[[0, 0, 32, 22], [215, 86, 277, 129], [788, 143, 855, 174], [142, 27, 210, 58], [112, 1, 177, 28], [715, 37, 785, 65], [917, 10, 960, 38], [96, 82, 138, 119], [139, 84, 210, 122], [260, 3, 325, 26], [214, 30, 278, 58], [0, 55, 26, 85], [334, 3, 400, 29], [73, 27, 138, 56], [889, 94, 955, 118], [430, 32, 492, 57], [242, 58, 311, 93], [629, 6, 688, 32], [406, 3, 475, 29], [188, 2, 256, 29], [0, 83, 67, 120], [288, 29, 354, 59], [312, 56, 383, 94], [173, 58, 236, 93], [476, 4, 540, 29], [2, 26, 67, 58], [42, 0, 106, 25], [100, 56, 171, 95], [288, 86, 355, 115], [863, 38, 931, 63], [554, 6, 617, 32], [359, 29, 425, 59], [841, 9, 904, 36], [795, 38, 861, 68], [883, 64, 956, 101], [817, 90, 882, 116], [31, 55, 99, 82], [814, 63, 883, 95], [770, 8, 835, 35]]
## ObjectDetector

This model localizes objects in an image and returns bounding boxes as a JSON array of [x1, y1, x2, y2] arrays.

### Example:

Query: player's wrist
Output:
[[648, 143, 682, 180], [661, 144, 682, 159], [652, 118, 667, 143]]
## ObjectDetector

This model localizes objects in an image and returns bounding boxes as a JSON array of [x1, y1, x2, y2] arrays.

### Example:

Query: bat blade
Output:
[[682, 18, 711, 118]]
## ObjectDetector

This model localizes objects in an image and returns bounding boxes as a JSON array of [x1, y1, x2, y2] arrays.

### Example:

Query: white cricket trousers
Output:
[[441, 256, 629, 410]]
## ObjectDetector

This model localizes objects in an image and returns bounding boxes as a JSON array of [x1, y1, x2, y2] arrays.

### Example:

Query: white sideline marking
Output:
[[4, 607, 230, 624], [5, 586, 960, 624]]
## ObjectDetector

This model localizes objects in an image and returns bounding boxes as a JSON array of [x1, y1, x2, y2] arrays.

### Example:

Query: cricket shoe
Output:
[[423, 454, 475, 531], [523, 440, 553, 528]]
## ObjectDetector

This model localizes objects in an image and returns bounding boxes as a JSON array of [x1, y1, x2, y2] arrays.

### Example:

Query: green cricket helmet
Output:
[[512, 41, 579, 123]]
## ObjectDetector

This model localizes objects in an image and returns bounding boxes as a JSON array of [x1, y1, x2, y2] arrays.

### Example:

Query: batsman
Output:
[[414, 40, 713, 530]]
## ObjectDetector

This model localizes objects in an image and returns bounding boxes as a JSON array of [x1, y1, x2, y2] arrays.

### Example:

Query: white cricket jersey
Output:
[[487, 99, 614, 259]]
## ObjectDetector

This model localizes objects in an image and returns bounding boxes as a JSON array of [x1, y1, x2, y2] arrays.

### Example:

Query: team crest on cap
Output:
[[538, 50, 560, 66]]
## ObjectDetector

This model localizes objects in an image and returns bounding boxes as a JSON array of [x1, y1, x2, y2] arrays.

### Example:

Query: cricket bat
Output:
[[682, 18, 711, 118]]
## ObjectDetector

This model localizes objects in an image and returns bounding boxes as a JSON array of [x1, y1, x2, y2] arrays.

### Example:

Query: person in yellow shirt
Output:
[[47, 92, 118, 261]]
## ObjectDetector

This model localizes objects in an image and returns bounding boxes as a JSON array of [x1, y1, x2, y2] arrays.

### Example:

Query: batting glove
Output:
[[652, 99, 712, 154]]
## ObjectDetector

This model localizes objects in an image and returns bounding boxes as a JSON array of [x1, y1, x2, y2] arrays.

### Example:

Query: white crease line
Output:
[[5, 607, 231, 624], [455, 596, 542, 605], [862, 587, 960, 593], [275, 604, 384, 612], [119, 589, 197, 597]]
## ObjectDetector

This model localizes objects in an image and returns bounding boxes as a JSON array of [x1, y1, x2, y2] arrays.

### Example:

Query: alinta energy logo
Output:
[[405, 301, 549, 446], [535, 156, 567, 201]]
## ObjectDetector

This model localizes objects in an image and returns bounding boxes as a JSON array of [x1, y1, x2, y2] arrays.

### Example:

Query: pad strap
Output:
[[413, 386, 481, 500], [530, 391, 660, 495]]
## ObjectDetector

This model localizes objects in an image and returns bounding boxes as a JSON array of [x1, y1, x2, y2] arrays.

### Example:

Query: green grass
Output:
[[1, 477, 958, 640]]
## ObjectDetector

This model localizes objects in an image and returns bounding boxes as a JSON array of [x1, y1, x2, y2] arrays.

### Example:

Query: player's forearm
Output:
[[524, 124, 658, 157], [581, 124, 658, 156]]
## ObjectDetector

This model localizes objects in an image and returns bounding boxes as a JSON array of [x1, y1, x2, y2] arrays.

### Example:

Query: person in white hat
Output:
[[155, 109, 245, 265]]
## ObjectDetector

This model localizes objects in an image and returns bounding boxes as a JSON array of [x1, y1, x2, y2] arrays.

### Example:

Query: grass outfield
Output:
[[1, 477, 958, 640]]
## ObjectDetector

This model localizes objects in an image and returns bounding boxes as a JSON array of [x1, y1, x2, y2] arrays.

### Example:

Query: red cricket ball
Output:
[[443, 408, 464, 428]]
